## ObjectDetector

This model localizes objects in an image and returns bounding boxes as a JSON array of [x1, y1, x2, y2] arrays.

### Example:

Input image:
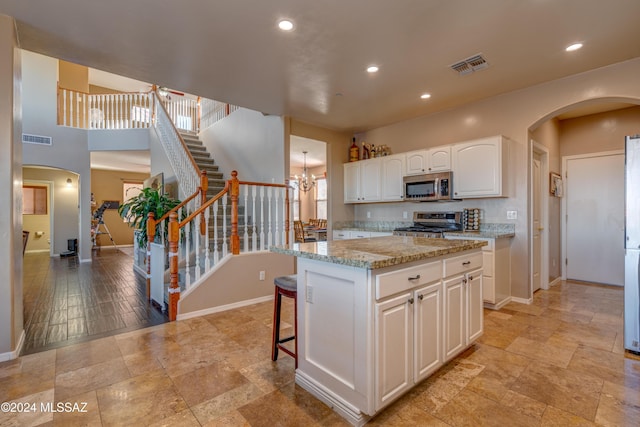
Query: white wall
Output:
[[21, 50, 93, 261], [358, 58, 640, 301], [200, 108, 285, 183]]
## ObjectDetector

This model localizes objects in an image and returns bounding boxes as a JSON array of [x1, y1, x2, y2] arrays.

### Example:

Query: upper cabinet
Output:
[[381, 154, 405, 202], [405, 147, 451, 175], [452, 136, 510, 198], [344, 158, 382, 203]]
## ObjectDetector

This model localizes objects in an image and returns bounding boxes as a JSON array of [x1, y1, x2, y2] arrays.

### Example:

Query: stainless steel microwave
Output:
[[403, 171, 456, 202]]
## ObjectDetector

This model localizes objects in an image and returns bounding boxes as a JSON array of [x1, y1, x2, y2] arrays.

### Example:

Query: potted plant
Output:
[[118, 186, 181, 248]]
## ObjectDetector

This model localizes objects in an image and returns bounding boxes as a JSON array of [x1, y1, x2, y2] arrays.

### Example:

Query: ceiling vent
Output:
[[450, 54, 489, 75], [22, 133, 52, 146]]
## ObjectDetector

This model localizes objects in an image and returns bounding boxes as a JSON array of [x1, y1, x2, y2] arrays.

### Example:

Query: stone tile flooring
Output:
[[2, 280, 639, 426]]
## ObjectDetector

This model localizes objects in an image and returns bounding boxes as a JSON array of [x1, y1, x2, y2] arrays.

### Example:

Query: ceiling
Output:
[[2, 0, 639, 135]]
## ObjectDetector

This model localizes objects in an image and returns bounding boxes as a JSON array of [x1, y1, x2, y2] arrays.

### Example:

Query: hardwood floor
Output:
[[21, 248, 167, 355]]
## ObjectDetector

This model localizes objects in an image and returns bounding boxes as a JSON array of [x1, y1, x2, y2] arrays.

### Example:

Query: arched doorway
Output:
[[528, 98, 640, 296]]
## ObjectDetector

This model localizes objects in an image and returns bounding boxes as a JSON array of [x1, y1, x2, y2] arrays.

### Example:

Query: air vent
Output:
[[22, 133, 52, 146], [450, 54, 489, 75]]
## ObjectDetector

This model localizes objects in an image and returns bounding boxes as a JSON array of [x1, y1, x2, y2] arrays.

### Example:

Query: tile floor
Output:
[[21, 249, 167, 355], [2, 279, 640, 426]]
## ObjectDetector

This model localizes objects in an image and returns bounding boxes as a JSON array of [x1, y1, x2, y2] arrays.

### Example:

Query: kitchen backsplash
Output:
[[333, 220, 515, 234]]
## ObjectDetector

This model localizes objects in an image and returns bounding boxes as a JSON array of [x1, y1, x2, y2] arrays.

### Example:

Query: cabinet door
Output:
[[428, 146, 451, 172], [406, 151, 428, 175], [333, 230, 350, 240], [343, 162, 361, 203], [452, 136, 503, 198], [414, 282, 442, 382], [466, 269, 483, 343], [375, 292, 413, 410], [360, 159, 382, 202], [349, 230, 371, 239], [443, 276, 465, 361], [381, 154, 405, 201]]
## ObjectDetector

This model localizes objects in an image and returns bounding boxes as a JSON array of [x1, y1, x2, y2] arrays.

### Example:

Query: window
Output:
[[315, 178, 327, 220], [291, 181, 300, 221], [23, 185, 47, 215], [122, 182, 143, 222]]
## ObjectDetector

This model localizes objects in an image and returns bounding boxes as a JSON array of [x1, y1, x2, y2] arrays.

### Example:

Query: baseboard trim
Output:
[[295, 370, 369, 427], [510, 296, 533, 305], [549, 277, 562, 287], [0, 330, 25, 362], [484, 296, 512, 310], [176, 295, 274, 321]]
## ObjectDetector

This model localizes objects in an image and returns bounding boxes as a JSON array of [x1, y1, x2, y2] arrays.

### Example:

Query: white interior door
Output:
[[533, 157, 541, 292], [566, 153, 624, 286]]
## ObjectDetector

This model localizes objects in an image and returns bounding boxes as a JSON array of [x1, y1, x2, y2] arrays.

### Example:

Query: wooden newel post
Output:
[[230, 170, 240, 255], [168, 212, 180, 321], [199, 170, 208, 235], [146, 212, 156, 301]]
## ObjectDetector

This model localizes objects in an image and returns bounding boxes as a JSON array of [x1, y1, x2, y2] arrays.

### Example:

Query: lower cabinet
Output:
[[444, 268, 483, 361], [375, 273, 443, 410]]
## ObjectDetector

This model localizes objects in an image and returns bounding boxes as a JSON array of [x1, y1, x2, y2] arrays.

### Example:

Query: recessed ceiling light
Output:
[[420, 93, 431, 99], [566, 43, 583, 52], [278, 20, 294, 31], [367, 65, 379, 73]]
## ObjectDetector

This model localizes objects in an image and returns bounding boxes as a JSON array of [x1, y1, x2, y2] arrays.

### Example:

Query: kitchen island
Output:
[[270, 236, 487, 425]]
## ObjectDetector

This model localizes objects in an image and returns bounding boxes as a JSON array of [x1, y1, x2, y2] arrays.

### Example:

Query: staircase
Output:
[[179, 131, 226, 195]]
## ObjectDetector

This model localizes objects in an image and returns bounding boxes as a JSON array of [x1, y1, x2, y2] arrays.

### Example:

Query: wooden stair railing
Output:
[[150, 170, 291, 321]]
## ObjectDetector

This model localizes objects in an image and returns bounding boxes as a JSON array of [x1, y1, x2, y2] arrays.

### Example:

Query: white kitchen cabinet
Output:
[[445, 235, 512, 309], [452, 135, 510, 198], [414, 281, 442, 381], [443, 269, 483, 361], [375, 260, 443, 410], [381, 154, 405, 201], [333, 230, 351, 240], [405, 146, 451, 175], [442, 250, 483, 361], [343, 158, 381, 203], [375, 292, 413, 407]]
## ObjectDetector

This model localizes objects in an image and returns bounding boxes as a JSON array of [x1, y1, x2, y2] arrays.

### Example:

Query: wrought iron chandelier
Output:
[[294, 151, 316, 193]]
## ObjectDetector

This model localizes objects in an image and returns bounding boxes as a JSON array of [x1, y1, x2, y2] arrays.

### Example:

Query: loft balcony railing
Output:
[[57, 84, 236, 133], [147, 171, 292, 321]]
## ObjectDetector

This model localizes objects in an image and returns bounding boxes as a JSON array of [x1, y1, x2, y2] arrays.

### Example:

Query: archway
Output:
[[527, 97, 640, 298]]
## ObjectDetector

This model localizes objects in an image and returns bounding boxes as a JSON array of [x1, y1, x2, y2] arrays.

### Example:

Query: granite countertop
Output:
[[270, 236, 487, 269], [443, 230, 515, 239]]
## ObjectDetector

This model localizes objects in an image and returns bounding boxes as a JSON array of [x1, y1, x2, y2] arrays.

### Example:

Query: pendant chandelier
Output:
[[294, 151, 316, 193]]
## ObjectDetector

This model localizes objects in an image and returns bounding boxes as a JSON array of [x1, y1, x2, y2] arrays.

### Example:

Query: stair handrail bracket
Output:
[[164, 171, 291, 321]]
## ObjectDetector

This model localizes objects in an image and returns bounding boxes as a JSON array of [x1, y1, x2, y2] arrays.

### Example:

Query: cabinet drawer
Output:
[[376, 261, 442, 300], [482, 252, 494, 277], [443, 251, 483, 278]]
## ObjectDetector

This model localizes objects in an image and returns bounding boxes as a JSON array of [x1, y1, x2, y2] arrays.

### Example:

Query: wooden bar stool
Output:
[[272, 274, 298, 368]]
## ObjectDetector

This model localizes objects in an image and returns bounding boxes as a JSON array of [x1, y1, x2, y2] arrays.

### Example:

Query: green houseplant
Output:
[[118, 186, 181, 248]]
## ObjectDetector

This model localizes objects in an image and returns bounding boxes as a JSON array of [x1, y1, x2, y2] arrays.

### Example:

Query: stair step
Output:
[[186, 144, 207, 153]]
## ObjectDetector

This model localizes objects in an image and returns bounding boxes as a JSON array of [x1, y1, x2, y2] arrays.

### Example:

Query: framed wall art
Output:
[[550, 172, 563, 197]]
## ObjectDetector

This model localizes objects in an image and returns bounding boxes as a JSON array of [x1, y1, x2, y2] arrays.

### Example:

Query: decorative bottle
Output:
[[349, 137, 359, 162], [362, 142, 370, 159]]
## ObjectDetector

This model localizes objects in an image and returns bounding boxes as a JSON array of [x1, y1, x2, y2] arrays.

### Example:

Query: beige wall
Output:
[[560, 106, 640, 157], [178, 252, 294, 317], [91, 169, 149, 247], [58, 60, 88, 92], [358, 58, 640, 301]]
